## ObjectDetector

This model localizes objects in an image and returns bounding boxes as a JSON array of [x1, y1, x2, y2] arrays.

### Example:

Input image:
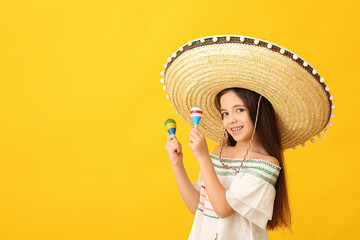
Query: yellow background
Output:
[[0, 0, 359, 239]]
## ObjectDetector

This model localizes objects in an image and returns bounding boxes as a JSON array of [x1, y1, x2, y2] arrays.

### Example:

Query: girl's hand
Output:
[[189, 128, 209, 161], [165, 135, 183, 167]]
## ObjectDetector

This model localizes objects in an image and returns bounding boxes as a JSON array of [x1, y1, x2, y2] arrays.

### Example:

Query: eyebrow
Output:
[[220, 104, 246, 112]]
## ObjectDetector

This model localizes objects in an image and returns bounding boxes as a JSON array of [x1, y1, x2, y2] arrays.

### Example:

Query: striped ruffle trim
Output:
[[196, 208, 219, 219], [210, 154, 281, 187], [197, 188, 219, 219]]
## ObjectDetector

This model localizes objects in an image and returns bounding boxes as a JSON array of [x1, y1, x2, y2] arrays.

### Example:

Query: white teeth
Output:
[[231, 127, 243, 131]]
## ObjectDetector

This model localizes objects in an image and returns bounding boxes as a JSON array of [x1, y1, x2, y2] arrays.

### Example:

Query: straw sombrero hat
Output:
[[160, 35, 335, 150]]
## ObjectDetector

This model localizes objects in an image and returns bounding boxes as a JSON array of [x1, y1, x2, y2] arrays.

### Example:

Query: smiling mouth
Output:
[[231, 126, 243, 133]]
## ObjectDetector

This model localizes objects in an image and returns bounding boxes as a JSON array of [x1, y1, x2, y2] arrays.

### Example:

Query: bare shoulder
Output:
[[260, 155, 280, 167], [211, 146, 280, 167]]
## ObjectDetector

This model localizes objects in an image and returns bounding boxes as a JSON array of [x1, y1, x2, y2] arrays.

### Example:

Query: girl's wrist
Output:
[[172, 160, 184, 169], [197, 154, 211, 166]]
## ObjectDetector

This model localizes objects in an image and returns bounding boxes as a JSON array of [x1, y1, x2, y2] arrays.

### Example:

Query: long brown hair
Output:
[[215, 88, 291, 230]]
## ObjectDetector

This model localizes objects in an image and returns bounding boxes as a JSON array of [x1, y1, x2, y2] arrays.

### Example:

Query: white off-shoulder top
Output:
[[188, 153, 281, 240]]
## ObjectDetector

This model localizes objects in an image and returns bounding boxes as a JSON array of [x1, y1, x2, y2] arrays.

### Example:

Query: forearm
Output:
[[197, 155, 235, 218], [172, 162, 200, 215]]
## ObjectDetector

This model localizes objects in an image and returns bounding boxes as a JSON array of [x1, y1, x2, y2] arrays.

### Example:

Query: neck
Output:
[[233, 135, 267, 156]]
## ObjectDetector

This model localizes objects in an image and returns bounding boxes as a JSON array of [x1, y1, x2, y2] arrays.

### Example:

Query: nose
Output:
[[229, 114, 237, 123]]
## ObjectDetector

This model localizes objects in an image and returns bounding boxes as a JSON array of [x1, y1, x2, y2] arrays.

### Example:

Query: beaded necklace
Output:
[[218, 96, 262, 173]]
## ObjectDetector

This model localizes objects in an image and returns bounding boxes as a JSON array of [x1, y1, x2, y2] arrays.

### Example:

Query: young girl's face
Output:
[[219, 90, 254, 142]]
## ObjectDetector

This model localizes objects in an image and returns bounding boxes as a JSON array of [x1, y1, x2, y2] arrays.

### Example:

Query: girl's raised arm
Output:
[[165, 135, 200, 214], [172, 162, 200, 214]]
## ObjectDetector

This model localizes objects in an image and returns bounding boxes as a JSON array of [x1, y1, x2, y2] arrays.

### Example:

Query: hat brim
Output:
[[164, 36, 333, 149]]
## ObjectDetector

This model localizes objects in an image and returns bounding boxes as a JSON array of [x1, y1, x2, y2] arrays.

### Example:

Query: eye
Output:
[[222, 112, 229, 117], [236, 108, 245, 113]]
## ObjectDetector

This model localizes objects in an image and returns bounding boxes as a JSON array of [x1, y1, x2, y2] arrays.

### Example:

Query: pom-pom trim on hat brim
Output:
[[162, 35, 334, 149]]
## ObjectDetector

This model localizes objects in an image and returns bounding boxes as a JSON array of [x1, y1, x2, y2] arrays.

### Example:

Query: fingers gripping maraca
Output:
[[189, 106, 209, 159], [165, 118, 179, 152], [164, 119, 183, 165], [190, 106, 202, 129]]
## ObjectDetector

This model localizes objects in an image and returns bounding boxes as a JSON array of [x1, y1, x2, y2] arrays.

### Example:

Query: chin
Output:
[[233, 136, 242, 142], [230, 134, 251, 143]]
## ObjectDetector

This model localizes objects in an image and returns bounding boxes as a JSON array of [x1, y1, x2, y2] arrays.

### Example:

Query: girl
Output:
[[162, 35, 334, 239]]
